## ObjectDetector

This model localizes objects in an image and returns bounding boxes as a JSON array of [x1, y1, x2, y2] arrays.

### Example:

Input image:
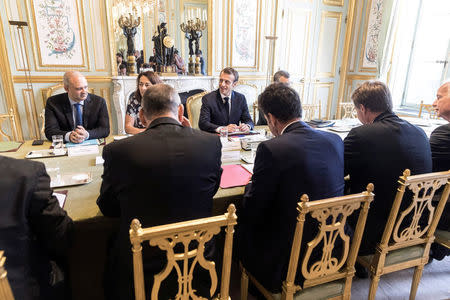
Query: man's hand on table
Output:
[[69, 126, 89, 143]]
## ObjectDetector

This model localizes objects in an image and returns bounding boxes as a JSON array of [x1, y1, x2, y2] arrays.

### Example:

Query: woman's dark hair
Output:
[[135, 71, 163, 103]]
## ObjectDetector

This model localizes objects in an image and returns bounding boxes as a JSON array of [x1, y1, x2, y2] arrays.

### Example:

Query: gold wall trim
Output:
[[89, 0, 108, 72], [0, 11, 23, 140], [358, 0, 378, 73], [5, 0, 27, 72], [336, 0, 357, 118], [22, 88, 39, 140], [13, 76, 112, 83], [323, 0, 344, 6], [207, 0, 212, 75], [315, 11, 342, 78], [348, 0, 364, 72]]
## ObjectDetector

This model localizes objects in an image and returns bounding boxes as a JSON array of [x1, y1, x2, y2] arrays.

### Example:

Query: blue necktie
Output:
[[74, 103, 83, 127]]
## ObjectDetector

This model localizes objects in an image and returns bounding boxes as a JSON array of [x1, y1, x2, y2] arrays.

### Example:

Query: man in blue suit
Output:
[[238, 83, 344, 293], [199, 67, 254, 133]]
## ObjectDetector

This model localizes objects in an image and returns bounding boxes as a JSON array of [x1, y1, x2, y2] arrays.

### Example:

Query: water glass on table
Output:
[[52, 135, 64, 155], [219, 127, 228, 139]]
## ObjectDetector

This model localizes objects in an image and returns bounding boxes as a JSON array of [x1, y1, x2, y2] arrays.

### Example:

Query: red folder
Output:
[[220, 164, 252, 189]]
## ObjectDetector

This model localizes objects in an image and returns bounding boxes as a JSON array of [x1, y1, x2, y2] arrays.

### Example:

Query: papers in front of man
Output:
[[240, 135, 267, 150], [220, 164, 252, 188], [67, 145, 99, 157], [241, 163, 254, 174], [95, 156, 105, 165], [25, 148, 67, 159], [221, 150, 240, 163], [65, 139, 100, 148], [50, 172, 92, 188], [220, 139, 241, 151]]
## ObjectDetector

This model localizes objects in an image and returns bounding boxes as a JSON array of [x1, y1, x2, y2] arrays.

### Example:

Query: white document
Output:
[[221, 150, 240, 163], [67, 145, 99, 157], [95, 156, 104, 165], [53, 192, 67, 208], [241, 163, 254, 174]]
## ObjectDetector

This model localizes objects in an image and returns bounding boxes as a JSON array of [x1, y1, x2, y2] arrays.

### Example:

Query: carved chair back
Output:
[[234, 81, 259, 121], [302, 103, 321, 121], [418, 100, 438, 119], [0, 251, 15, 300], [129, 204, 237, 300], [338, 102, 357, 119], [281, 185, 374, 299], [0, 109, 18, 141], [186, 91, 208, 129], [378, 169, 450, 254]]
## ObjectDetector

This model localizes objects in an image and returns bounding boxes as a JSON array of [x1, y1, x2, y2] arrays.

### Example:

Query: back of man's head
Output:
[[273, 70, 290, 83], [351, 80, 393, 113], [258, 83, 302, 123], [141, 84, 180, 119]]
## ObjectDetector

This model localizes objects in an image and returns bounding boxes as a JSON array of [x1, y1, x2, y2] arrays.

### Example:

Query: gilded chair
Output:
[[418, 100, 438, 119], [302, 102, 321, 121], [338, 102, 357, 119], [39, 109, 45, 139], [186, 91, 208, 129], [0, 251, 15, 300], [357, 169, 450, 300], [43, 83, 65, 106], [434, 229, 450, 249], [130, 204, 238, 300], [234, 81, 259, 121], [0, 109, 18, 141], [241, 185, 374, 300]]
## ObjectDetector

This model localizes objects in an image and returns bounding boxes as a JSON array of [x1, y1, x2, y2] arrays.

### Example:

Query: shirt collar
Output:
[[280, 120, 300, 135], [220, 92, 232, 103], [68, 97, 84, 106]]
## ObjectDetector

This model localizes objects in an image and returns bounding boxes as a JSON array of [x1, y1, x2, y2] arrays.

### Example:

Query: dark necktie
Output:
[[74, 103, 83, 127], [224, 97, 230, 123]]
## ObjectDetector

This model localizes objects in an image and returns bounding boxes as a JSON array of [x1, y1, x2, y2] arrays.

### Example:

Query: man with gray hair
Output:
[[429, 80, 450, 260], [45, 71, 110, 143], [97, 84, 222, 299]]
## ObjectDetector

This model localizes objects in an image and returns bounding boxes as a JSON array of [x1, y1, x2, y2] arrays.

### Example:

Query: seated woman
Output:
[[125, 71, 163, 134]]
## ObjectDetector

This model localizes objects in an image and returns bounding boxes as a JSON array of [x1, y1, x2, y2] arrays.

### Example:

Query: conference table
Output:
[[1, 117, 446, 299]]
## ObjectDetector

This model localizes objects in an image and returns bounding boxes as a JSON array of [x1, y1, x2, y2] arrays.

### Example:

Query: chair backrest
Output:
[[44, 83, 65, 106], [339, 102, 357, 119], [0, 251, 15, 300], [39, 109, 45, 139], [378, 169, 450, 252], [418, 100, 438, 119], [234, 81, 259, 121], [130, 204, 238, 300], [179, 89, 206, 118], [186, 91, 208, 129], [302, 102, 321, 121], [0, 109, 18, 141], [282, 185, 374, 298]]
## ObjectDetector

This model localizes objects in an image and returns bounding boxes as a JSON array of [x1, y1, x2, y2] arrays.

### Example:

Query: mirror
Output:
[[108, 0, 210, 76]]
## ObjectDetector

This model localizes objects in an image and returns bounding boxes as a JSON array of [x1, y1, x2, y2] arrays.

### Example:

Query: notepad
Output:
[[220, 164, 252, 189]]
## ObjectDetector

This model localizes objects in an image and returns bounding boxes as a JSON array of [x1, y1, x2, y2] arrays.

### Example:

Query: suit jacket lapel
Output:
[[63, 94, 75, 130], [215, 90, 228, 123], [229, 91, 238, 123], [83, 94, 91, 128]]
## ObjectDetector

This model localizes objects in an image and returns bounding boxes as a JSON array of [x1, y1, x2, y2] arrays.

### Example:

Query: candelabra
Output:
[[118, 13, 140, 75], [180, 18, 207, 75]]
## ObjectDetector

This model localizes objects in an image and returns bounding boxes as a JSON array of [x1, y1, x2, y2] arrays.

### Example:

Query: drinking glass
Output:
[[219, 127, 228, 139], [52, 135, 64, 154]]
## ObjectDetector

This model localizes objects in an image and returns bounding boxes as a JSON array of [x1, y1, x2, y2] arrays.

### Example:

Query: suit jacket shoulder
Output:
[[430, 123, 450, 171]]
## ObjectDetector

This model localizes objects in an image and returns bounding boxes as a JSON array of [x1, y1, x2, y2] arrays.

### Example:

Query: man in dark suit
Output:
[[344, 81, 432, 258], [257, 70, 290, 126], [0, 156, 73, 300], [199, 67, 254, 133], [238, 83, 344, 293], [430, 81, 450, 260], [97, 84, 222, 300], [44, 71, 110, 143]]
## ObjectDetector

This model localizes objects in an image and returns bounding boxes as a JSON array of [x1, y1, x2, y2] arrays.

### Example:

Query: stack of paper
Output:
[[221, 150, 240, 163], [67, 145, 99, 157], [221, 139, 241, 151]]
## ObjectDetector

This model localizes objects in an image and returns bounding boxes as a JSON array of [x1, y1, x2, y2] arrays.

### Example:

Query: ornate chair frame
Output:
[[241, 185, 374, 300], [302, 102, 322, 121], [357, 169, 450, 300], [418, 100, 438, 119], [130, 204, 237, 300], [0, 251, 15, 300], [234, 80, 259, 121], [338, 102, 357, 119], [186, 91, 208, 130], [0, 108, 19, 141]]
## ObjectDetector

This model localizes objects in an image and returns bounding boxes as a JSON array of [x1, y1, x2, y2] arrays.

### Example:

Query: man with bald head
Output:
[[430, 81, 450, 260], [45, 71, 110, 143], [97, 84, 222, 299]]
